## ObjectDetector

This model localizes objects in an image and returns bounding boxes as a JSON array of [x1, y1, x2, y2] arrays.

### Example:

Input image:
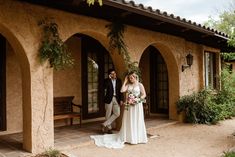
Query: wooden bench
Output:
[[54, 96, 82, 127]]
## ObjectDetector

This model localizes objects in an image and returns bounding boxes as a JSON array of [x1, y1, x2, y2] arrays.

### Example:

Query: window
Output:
[[204, 52, 216, 89]]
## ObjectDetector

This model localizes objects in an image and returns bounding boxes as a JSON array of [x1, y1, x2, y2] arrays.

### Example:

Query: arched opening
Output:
[[0, 25, 31, 152], [53, 34, 115, 128], [139, 43, 179, 120], [140, 46, 169, 116]]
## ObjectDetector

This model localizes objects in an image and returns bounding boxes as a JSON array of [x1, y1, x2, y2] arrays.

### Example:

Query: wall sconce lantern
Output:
[[182, 53, 193, 72]]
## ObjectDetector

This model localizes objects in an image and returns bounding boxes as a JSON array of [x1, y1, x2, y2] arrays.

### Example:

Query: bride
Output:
[[90, 71, 148, 148]]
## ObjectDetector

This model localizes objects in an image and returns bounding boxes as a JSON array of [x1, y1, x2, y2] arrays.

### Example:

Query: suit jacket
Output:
[[104, 78, 124, 104]]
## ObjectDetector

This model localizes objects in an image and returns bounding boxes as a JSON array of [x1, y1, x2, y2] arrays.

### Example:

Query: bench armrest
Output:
[[72, 102, 82, 109]]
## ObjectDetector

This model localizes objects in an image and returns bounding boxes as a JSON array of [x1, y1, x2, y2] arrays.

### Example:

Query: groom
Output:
[[102, 69, 123, 134]]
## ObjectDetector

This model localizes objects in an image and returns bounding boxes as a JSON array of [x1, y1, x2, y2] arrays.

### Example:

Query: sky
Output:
[[133, 0, 233, 25]]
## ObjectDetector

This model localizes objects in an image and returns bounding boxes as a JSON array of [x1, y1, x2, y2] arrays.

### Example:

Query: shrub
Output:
[[215, 66, 235, 120], [42, 148, 61, 157], [177, 67, 235, 124], [222, 151, 235, 157], [177, 89, 219, 124]]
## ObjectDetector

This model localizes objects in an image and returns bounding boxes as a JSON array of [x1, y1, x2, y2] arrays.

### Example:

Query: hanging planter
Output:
[[38, 18, 74, 70]]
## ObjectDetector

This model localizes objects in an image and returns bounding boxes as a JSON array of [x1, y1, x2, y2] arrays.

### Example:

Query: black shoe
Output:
[[101, 124, 106, 133], [107, 129, 113, 134]]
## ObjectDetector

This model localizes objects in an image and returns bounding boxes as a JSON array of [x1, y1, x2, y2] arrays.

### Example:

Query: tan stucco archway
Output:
[[139, 42, 180, 120], [58, 31, 127, 129], [63, 30, 126, 78], [0, 23, 33, 151]]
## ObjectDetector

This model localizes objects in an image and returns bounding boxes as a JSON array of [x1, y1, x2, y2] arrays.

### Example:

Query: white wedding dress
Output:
[[90, 84, 148, 149]]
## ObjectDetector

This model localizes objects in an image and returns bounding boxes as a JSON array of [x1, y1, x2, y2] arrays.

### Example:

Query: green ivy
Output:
[[86, 0, 141, 78], [106, 18, 142, 79], [38, 18, 74, 70]]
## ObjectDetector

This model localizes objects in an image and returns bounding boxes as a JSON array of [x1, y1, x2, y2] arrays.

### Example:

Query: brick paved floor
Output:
[[0, 116, 177, 157]]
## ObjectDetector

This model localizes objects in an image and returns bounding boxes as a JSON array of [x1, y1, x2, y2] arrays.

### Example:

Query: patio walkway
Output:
[[0, 116, 177, 157], [65, 118, 235, 157]]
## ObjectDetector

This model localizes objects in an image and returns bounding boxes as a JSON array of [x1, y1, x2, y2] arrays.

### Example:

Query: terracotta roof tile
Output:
[[107, 0, 228, 38]]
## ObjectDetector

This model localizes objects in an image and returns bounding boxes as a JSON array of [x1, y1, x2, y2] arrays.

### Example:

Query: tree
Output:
[[204, 0, 235, 60]]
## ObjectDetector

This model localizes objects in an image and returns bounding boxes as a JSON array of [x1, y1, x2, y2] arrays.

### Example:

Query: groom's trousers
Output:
[[103, 96, 120, 129]]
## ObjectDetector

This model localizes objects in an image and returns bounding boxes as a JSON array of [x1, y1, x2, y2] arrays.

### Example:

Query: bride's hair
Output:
[[127, 71, 139, 82]]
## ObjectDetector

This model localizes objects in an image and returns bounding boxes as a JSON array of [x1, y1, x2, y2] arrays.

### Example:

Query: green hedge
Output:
[[177, 67, 235, 124], [222, 151, 235, 157]]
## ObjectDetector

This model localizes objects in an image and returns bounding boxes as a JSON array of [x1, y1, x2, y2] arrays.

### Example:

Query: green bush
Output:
[[177, 89, 218, 124], [215, 66, 235, 120], [42, 148, 61, 157], [216, 65, 235, 104], [177, 67, 235, 124], [222, 151, 235, 157]]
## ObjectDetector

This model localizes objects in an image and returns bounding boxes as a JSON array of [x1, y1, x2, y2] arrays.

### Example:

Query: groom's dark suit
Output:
[[104, 78, 123, 104]]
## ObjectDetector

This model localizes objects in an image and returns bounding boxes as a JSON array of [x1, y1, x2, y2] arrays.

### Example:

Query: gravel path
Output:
[[65, 118, 235, 157]]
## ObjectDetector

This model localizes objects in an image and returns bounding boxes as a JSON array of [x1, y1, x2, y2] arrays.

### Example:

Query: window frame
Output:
[[204, 51, 217, 89]]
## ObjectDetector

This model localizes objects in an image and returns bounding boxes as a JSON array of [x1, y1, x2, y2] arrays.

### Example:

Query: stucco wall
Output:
[[53, 36, 82, 104], [139, 51, 150, 95], [0, 1, 55, 152], [0, 0, 221, 153], [180, 41, 204, 95], [2, 42, 23, 135], [53, 36, 82, 126]]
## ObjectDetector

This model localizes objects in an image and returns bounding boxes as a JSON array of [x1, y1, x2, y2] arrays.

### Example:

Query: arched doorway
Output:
[[0, 29, 29, 150], [0, 34, 23, 132], [81, 35, 114, 119], [140, 46, 169, 115], [53, 34, 114, 125]]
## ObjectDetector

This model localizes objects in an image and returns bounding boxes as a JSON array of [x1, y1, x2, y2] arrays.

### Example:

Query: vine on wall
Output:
[[85, 1, 141, 78], [38, 18, 74, 70], [106, 18, 141, 78]]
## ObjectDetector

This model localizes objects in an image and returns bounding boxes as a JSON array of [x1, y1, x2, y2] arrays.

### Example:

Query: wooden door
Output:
[[82, 36, 114, 119], [149, 47, 169, 114]]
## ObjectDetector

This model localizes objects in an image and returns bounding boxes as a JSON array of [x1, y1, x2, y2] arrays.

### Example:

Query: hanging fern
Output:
[[106, 18, 142, 80], [106, 19, 128, 58], [86, 0, 103, 6], [38, 18, 74, 70]]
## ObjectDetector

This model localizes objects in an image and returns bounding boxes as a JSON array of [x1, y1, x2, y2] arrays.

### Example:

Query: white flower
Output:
[[124, 91, 146, 110]]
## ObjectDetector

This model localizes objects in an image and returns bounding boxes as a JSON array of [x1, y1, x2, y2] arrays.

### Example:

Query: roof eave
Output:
[[104, 0, 221, 37]]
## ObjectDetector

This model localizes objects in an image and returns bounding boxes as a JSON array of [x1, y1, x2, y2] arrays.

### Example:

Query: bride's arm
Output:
[[139, 83, 146, 99], [120, 76, 128, 93]]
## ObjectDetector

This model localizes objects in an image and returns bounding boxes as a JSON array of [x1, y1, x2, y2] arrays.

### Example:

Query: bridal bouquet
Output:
[[124, 91, 146, 110]]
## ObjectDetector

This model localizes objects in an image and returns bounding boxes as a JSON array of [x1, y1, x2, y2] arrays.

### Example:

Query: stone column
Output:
[[23, 66, 54, 153]]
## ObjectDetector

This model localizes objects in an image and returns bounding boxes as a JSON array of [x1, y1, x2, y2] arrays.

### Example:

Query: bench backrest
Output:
[[54, 96, 74, 115]]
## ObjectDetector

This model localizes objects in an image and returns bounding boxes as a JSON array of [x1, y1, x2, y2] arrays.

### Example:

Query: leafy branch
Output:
[[106, 18, 141, 79], [86, 0, 103, 6], [221, 52, 235, 61], [38, 18, 74, 70], [106, 19, 128, 60]]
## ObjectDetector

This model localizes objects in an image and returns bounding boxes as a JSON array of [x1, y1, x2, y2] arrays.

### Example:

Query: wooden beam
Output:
[[153, 21, 165, 25], [181, 28, 190, 32]]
